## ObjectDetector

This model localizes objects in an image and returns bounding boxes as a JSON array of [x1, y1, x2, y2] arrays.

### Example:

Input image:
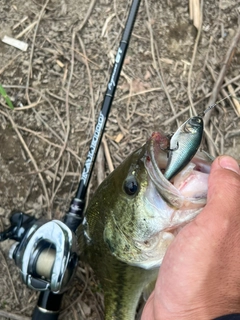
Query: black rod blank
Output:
[[65, 0, 142, 228]]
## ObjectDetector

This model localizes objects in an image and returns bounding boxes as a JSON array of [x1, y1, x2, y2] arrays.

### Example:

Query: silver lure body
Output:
[[164, 116, 204, 180]]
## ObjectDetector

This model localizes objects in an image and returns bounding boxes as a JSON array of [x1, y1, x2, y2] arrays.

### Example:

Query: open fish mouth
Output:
[[144, 131, 212, 210]]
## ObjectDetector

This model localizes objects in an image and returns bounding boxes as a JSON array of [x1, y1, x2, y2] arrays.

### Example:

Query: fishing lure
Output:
[[164, 116, 204, 180], [164, 95, 231, 181]]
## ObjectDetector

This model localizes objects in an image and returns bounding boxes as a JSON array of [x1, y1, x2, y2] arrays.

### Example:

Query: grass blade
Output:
[[0, 84, 14, 109]]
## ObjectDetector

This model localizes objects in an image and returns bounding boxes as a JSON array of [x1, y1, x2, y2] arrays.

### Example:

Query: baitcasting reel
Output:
[[1, 212, 78, 294]]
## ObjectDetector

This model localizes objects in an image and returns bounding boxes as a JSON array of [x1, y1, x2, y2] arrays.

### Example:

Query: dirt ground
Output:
[[0, 0, 239, 319]]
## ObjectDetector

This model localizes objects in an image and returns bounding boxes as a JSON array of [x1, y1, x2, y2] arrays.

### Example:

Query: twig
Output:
[[116, 87, 162, 103], [0, 250, 19, 305], [204, 24, 240, 125], [162, 106, 190, 126], [51, 159, 60, 202], [23, 0, 69, 182], [61, 28, 76, 170], [13, 16, 28, 30], [74, 48, 100, 69], [13, 99, 43, 111], [144, 0, 156, 68], [0, 109, 51, 213], [0, 53, 22, 75], [46, 89, 87, 109], [187, 0, 203, 117], [204, 126, 220, 154], [102, 136, 114, 172], [113, 0, 145, 40], [50, 153, 70, 207], [207, 64, 236, 112], [1, 85, 74, 179], [203, 24, 240, 155], [14, 125, 81, 161], [22, 0, 70, 180], [144, 0, 179, 126], [189, 0, 201, 30], [2, 85, 66, 134], [227, 82, 240, 116], [22, 176, 37, 209], [74, 0, 97, 33], [193, 36, 213, 93], [25, 0, 50, 101], [71, 306, 78, 320], [155, 42, 179, 127], [96, 144, 105, 185], [77, 35, 95, 132], [0, 310, 30, 320], [15, 21, 38, 39], [102, 13, 116, 38]]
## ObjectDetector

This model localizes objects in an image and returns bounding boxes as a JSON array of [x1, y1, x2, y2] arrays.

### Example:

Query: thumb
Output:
[[196, 155, 240, 226]]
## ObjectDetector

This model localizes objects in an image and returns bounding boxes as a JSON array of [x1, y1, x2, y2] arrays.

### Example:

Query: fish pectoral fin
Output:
[[142, 279, 157, 301]]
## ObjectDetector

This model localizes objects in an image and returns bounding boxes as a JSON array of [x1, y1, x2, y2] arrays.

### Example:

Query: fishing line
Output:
[[198, 94, 232, 117]]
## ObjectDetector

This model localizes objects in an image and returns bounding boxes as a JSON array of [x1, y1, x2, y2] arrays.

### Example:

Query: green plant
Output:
[[0, 84, 14, 109]]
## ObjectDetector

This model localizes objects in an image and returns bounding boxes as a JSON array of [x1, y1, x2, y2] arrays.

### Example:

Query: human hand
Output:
[[141, 155, 240, 320]]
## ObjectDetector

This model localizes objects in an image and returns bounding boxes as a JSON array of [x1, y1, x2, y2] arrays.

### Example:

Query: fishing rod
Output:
[[64, 0, 142, 231], [0, 1, 142, 319], [33, 0, 142, 317]]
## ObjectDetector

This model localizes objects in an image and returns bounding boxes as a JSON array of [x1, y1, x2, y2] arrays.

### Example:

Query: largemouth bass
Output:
[[77, 131, 211, 320]]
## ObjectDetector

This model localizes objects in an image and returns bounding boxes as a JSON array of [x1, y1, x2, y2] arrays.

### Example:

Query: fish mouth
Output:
[[144, 132, 211, 210]]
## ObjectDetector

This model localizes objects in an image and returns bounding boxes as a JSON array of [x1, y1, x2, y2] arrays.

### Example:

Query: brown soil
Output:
[[0, 0, 239, 319]]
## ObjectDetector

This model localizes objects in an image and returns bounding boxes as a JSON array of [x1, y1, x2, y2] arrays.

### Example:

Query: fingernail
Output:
[[219, 156, 240, 174]]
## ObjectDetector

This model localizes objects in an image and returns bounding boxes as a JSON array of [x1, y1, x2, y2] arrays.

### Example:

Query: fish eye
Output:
[[189, 117, 203, 127], [123, 175, 139, 196], [184, 117, 203, 133]]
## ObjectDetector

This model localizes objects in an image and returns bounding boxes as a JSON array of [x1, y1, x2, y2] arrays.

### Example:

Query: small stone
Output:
[[81, 301, 91, 316], [53, 64, 61, 72]]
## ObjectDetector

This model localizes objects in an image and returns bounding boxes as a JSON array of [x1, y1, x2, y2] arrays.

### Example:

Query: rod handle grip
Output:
[[31, 291, 63, 320]]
